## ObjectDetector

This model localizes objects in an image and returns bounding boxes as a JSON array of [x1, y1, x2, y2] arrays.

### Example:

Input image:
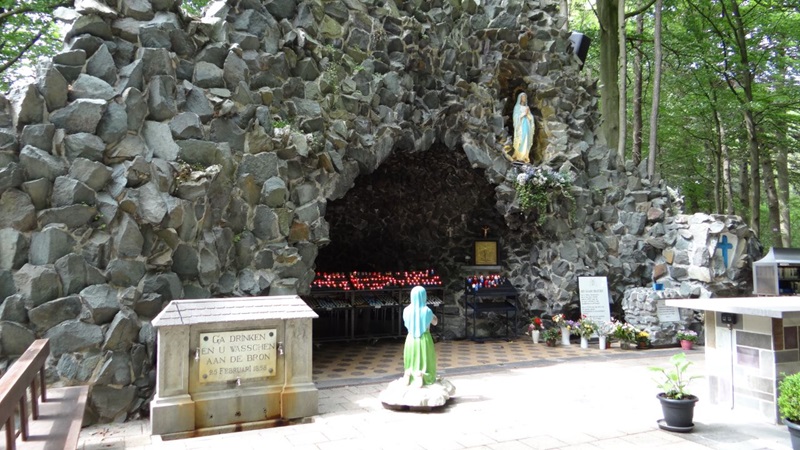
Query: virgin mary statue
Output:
[[512, 92, 534, 163]]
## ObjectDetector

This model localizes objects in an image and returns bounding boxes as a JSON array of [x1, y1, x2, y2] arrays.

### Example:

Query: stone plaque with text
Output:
[[578, 277, 611, 326], [656, 300, 681, 322], [198, 329, 277, 383]]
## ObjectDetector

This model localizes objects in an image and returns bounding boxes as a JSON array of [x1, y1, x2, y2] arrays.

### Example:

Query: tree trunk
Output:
[[617, 0, 627, 167], [647, 0, 662, 178], [739, 160, 750, 224], [719, 116, 735, 215], [743, 110, 760, 237], [710, 94, 727, 214], [775, 50, 791, 246], [632, 13, 644, 167], [777, 144, 792, 246], [727, 0, 760, 236], [762, 153, 781, 245], [597, 0, 620, 162], [707, 141, 721, 214]]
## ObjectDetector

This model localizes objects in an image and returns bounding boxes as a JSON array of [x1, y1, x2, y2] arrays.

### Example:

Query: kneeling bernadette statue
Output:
[[379, 286, 455, 409], [403, 285, 438, 386]]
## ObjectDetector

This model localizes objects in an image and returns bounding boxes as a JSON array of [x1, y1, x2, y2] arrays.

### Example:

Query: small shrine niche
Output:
[[499, 77, 546, 165]]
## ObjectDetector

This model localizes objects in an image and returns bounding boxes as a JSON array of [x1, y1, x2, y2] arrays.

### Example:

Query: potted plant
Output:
[[778, 372, 800, 449], [540, 327, 561, 347], [649, 352, 701, 432], [528, 317, 543, 344], [676, 330, 698, 350], [636, 330, 651, 349]]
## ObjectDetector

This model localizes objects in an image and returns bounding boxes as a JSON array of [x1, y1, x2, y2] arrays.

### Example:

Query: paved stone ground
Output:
[[78, 349, 792, 449]]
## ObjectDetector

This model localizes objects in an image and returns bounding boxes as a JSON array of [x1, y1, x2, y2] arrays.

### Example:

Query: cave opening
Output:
[[314, 144, 506, 285]]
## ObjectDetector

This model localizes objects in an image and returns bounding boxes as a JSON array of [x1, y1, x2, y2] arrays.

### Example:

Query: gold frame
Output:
[[474, 240, 499, 266]]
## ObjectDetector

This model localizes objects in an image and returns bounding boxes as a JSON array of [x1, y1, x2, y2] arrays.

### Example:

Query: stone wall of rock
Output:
[[0, 0, 761, 424], [620, 213, 757, 345], [622, 287, 699, 346]]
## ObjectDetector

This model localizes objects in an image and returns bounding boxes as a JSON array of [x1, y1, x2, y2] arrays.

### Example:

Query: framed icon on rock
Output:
[[474, 240, 499, 266]]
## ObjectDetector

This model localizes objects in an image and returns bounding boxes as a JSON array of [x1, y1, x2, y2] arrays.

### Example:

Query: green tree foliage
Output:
[[0, 0, 212, 91], [0, 0, 73, 91], [181, 0, 210, 17], [572, 0, 800, 244]]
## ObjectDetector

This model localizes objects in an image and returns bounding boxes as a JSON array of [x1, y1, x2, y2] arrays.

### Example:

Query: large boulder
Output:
[[0, 321, 35, 356], [81, 284, 120, 324], [13, 263, 61, 308], [90, 385, 137, 423], [49, 99, 106, 134], [27, 295, 83, 332], [29, 226, 76, 265], [103, 309, 140, 352], [44, 320, 104, 356]]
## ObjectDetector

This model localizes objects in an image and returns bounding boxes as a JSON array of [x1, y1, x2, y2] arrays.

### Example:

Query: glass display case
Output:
[[752, 247, 800, 296]]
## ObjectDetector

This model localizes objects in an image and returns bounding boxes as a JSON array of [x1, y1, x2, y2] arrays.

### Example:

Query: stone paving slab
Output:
[[78, 349, 792, 450]]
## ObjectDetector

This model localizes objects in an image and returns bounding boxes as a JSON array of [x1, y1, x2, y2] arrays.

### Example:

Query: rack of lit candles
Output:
[[465, 274, 507, 292], [311, 269, 442, 291], [311, 272, 351, 290], [306, 270, 446, 343]]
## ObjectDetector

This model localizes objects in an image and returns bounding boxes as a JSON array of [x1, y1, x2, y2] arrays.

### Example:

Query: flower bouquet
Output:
[[597, 320, 616, 337], [612, 320, 637, 342], [528, 317, 544, 333], [576, 316, 597, 338], [552, 313, 575, 345], [596, 320, 615, 349], [528, 317, 543, 343], [552, 314, 577, 332], [514, 166, 574, 222], [612, 320, 642, 349], [576, 316, 597, 349]]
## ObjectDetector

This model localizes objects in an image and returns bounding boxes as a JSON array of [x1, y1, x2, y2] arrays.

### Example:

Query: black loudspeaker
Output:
[[568, 32, 591, 69]]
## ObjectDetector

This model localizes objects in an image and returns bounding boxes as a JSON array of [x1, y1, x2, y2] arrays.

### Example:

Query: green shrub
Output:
[[779, 373, 800, 423]]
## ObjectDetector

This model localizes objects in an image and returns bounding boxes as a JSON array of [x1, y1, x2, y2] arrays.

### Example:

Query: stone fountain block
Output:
[[150, 296, 318, 437]]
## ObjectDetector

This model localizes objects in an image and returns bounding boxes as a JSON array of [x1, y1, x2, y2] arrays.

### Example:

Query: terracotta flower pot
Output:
[[680, 339, 694, 350]]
